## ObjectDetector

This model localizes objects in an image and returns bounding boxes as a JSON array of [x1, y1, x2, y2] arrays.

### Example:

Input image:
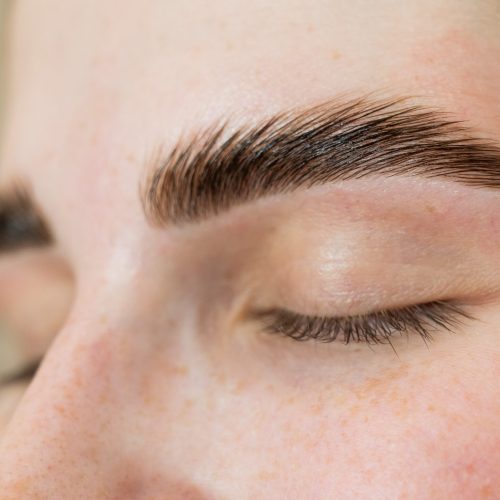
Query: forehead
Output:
[[6, 0, 498, 120]]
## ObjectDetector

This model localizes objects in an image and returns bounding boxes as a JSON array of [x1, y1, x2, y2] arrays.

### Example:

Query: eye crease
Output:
[[253, 300, 472, 346]]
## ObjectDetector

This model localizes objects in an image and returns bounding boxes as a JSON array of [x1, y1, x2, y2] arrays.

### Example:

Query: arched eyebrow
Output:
[[143, 96, 500, 227]]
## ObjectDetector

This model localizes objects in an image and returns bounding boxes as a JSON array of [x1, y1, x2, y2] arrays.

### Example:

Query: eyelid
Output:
[[253, 300, 472, 345]]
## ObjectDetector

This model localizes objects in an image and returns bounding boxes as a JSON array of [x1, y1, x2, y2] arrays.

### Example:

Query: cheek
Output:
[[407, 375, 500, 499], [222, 360, 499, 498]]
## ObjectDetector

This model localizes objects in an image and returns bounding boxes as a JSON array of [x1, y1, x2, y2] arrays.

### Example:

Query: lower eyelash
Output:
[[255, 301, 472, 345]]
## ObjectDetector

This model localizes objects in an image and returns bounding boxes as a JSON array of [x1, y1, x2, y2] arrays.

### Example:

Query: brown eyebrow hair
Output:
[[143, 96, 500, 226]]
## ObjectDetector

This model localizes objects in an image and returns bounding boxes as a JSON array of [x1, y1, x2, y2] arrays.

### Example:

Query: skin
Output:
[[0, 0, 500, 498]]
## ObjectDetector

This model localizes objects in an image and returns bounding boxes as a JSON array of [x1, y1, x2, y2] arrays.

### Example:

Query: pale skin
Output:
[[0, 0, 499, 498]]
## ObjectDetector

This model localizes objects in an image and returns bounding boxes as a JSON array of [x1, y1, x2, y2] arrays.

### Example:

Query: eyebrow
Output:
[[143, 96, 500, 226], [0, 183, 53, 252]]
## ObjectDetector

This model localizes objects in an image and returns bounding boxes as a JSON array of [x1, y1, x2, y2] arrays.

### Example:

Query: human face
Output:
[[0, 1, 499, 498]]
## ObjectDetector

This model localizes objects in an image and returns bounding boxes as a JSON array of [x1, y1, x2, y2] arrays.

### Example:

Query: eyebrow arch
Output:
[[143, 96, 500, 226], [0, 182, 53, 252]]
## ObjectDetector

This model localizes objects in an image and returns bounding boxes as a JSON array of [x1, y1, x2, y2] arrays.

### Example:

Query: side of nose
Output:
[[0, 318, 209, 500]]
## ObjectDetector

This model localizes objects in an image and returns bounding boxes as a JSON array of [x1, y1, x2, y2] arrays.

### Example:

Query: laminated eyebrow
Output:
[[143, 96, 500, 227]]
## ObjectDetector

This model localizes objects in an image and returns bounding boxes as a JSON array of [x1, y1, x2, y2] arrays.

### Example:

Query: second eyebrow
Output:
[[0, 183, 53, 253]]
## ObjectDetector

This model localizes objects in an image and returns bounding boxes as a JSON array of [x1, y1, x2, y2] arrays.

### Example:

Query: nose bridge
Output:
[[0, 319, 158, 497]]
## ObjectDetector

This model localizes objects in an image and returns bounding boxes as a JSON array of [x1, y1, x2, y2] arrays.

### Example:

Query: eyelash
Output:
[[0, 358, 41, 388], [255, 301, 471, 345]]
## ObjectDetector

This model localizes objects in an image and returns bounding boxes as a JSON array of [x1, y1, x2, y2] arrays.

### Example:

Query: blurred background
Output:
[[0, 2, 8, 125], [0, 2, 11, 375]]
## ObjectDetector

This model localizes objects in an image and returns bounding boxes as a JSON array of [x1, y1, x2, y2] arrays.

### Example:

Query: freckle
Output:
[[11, 479, 30, 495], [231, 380, 247, 395], [426, 204, 437, 214], [354, 376, 383, 399], [257, 469, 275, 481], [282, 420, 295, 434], [464, 391, 474, 402], [330, 50, 342, 60], [99, 391, 110, 405], [427, 404, 436, 412], [170, 364, 188, 376], [331, 391, 347, 406], [347, 403, 361, 416], [465, 462, 476, 475], [180, 398, 193, 416], [392, 395, 409, 417], [213, 371, 227, 385], [480, 483, 493, 497], [354, 363, 410, 400], [141, 393, 154, 406], [265, 383, 276, 394], [310, 401, 323, 414], [54, 404, 67, 416], [364, 469, 374, 480]]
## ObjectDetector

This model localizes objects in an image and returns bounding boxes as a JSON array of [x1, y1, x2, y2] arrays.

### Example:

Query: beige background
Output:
[[0, 2, 7, 128], [0, 2, 12, 373]]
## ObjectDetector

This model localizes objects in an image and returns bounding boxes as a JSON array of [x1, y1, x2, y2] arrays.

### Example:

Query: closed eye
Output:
[[253, 300, 472, 346]]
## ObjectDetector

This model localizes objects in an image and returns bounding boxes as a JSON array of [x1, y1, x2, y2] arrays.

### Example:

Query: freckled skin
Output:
[[0, 0, 500, 498]]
